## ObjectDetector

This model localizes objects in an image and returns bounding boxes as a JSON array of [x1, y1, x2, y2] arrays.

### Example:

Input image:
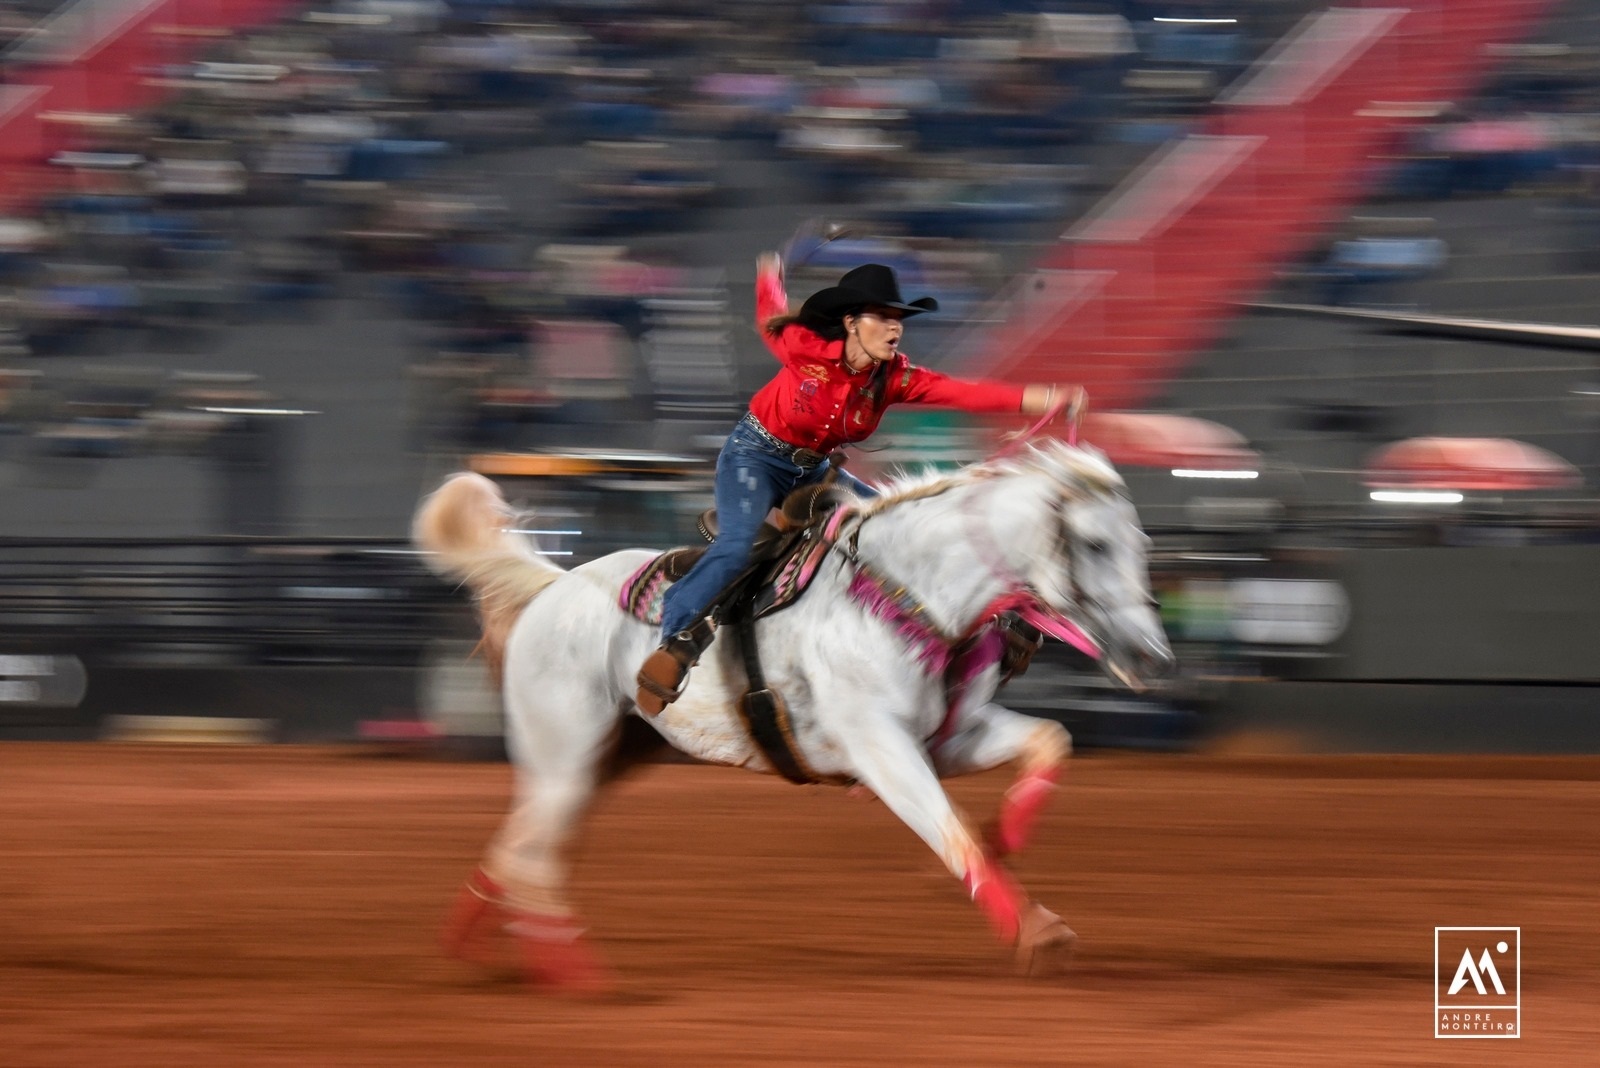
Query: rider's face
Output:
[[845, 306, 907, 364]]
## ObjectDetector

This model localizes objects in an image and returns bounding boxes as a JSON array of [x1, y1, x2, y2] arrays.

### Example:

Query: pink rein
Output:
[[990, 391, 1081, 463]]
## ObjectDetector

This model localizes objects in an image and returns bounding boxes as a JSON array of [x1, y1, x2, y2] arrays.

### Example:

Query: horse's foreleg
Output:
[[838, 709, 1074, 973], [934, 703, 1072, 861]]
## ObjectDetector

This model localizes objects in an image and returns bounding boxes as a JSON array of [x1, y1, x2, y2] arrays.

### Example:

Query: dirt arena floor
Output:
[[3, 744, 1599, 1067]]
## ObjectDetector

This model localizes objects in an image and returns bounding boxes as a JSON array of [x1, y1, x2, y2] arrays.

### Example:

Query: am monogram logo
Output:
[[1447, 946, 1507, 996], [1435, 927, 1520, 1039]]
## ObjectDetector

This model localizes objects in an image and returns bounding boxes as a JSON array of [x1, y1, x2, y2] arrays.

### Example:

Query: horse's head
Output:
[[1010, 441, 1174, 691]]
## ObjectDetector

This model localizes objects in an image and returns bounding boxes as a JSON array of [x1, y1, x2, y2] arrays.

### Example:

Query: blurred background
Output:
[[1, 0, 1597, 752]]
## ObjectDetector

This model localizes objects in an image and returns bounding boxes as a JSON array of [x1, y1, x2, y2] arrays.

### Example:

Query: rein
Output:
[[990, 390, 1080, 462]]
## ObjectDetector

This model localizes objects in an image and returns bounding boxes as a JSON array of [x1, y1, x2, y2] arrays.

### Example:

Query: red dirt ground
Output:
[[2, 744, 1598, 1066]]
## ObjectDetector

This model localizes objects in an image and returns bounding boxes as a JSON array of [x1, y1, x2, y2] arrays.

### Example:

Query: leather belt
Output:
[[739, 413, 828, 469]]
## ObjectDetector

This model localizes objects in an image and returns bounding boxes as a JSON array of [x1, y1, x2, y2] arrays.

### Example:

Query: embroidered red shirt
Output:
[[746, 265, 1026, 453]]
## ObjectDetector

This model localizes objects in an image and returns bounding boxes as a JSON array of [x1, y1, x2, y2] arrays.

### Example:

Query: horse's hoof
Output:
[[1014, 902, 1077, 977]]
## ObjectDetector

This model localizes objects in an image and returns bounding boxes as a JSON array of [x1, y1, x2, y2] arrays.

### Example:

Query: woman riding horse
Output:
[[636, 254, 1079, 714]]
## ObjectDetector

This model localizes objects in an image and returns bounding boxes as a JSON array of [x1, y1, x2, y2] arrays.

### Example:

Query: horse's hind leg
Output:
[[934, 702, 1071, 860], [445, 773, 613, 992], [444, 679, 620, 993], [834, 702, 1075, 975], [490, 771, 615, 991]]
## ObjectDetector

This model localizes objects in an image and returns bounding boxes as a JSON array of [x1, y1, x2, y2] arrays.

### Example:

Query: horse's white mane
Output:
[[1019, 438, 1123, 495], [854, 438, 1122, 517]]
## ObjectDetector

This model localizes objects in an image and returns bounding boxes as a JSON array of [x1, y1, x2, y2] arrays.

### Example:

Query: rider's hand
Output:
[[757, 251, 784, 281], [1022, 383, 1086, 418], [1059, 384, 1088, 424]]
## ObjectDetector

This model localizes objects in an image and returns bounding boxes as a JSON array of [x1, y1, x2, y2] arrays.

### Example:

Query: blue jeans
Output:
[[659, 418, 874, 637]]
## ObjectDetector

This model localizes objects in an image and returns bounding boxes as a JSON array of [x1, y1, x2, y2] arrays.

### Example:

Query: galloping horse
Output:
[[414, 438, 1172, 992]]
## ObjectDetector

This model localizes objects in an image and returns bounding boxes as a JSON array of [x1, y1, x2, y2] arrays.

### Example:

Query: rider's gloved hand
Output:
[[1021, 384, 1086, 418], [1060, 384, 1088, 425]]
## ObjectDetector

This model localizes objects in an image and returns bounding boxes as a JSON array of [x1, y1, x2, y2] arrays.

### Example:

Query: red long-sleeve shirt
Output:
[[746, 265, 1026, 454]]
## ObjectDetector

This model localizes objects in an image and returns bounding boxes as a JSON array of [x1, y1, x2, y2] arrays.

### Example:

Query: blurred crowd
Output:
[[0, 0, 1297, 463], [1288, 39, 1600, 306], [2, 0, 1599, 482]]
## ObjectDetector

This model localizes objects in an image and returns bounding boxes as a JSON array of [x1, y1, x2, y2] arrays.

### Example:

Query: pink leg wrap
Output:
[[991, 766, 1061, 859], [963, 854, 1026, 945], [507, 910, 614, 994], [441, 866, 506, 966]]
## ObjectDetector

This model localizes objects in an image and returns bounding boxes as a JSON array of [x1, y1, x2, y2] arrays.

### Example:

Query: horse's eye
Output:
[[1085, 539, 1109, 556]]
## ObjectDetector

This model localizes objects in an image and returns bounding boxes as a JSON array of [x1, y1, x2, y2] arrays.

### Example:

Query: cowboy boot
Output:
[[635, 617, 714, 716]]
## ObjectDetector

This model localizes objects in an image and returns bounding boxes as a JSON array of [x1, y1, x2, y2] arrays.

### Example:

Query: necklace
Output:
[[843, 340, 872, 375]]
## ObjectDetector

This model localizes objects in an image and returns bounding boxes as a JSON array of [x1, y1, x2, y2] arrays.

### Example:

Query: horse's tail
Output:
[[413, 472, 565, 681]]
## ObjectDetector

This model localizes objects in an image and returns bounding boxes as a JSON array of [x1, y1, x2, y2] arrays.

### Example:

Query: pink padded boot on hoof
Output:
[[963, 854, 1025, 945], [986, 767, 1061, 859]]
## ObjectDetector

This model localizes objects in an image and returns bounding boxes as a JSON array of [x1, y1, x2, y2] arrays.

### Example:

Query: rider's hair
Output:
[[763, 310, 851, 341]]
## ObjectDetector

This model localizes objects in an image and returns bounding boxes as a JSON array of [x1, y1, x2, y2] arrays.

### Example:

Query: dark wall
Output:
[[1208, 680, 1600, 753], [1327, 545, 1599, 682], [10, 665, 423, 743]]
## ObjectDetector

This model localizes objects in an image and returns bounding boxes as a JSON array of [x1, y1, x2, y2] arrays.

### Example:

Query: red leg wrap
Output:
[[441, 867, 506, 966], [992, 766, 1061, 858], [963, 854, 1026, 945], [507, 910, 614, 995]]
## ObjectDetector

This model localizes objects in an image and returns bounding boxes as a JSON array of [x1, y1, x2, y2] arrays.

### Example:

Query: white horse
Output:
[[414, 438, 1172, 992]]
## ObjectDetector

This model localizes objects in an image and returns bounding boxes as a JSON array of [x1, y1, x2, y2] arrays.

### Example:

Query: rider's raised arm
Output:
[[755, 253, 792, 362], [756, 252, 788, 323], [754, 253, 835, 367]]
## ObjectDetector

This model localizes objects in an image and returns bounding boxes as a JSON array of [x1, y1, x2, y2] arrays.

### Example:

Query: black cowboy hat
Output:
[[797, 263, 938, 328]]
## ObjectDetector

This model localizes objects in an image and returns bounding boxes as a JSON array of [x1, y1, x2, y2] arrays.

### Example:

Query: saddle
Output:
[[622, 481, 856, 785], [620, 479, 855, 627]]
